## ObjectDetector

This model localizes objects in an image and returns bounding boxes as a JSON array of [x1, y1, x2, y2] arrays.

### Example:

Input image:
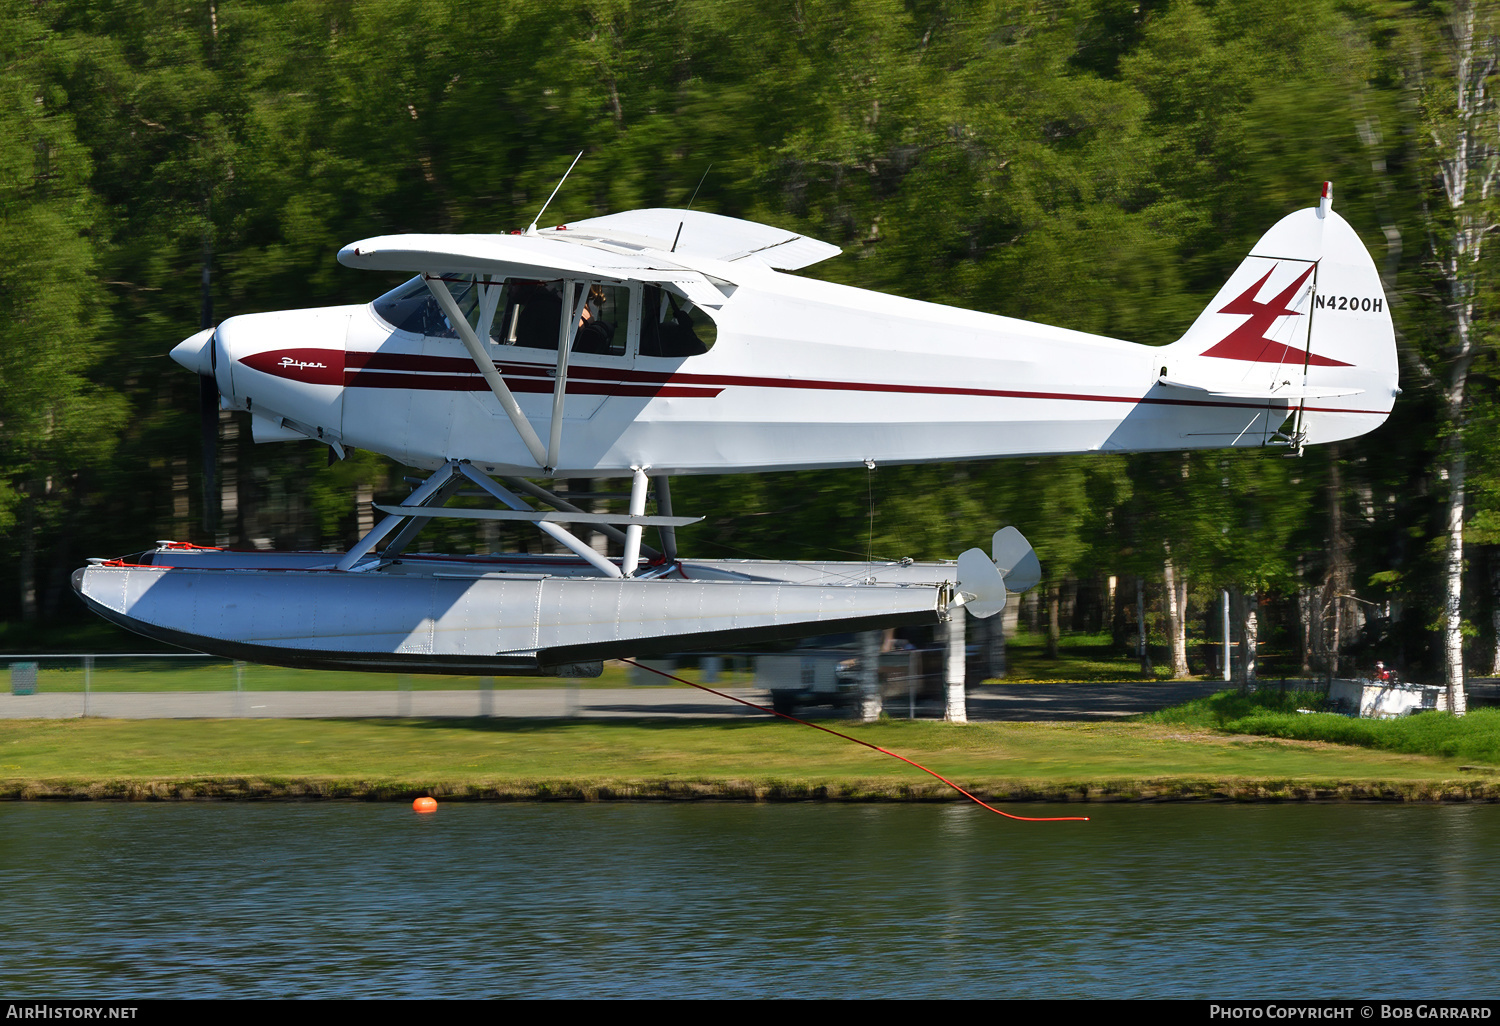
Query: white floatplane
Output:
[[74, 184, 1398, 675]]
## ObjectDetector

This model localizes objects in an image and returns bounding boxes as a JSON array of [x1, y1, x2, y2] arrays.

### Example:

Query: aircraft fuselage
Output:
[[194, 257, 1385, 477]]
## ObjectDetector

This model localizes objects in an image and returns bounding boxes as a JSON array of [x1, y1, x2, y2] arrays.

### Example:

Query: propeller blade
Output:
[[992, 526, 1041, 593], [956, 547, 1006, 619]]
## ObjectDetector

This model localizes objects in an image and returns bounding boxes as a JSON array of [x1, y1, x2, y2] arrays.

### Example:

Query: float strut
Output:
[[457, 463, 623, 579], [336, 462, 458, 571], [622, 467, 649, 577]]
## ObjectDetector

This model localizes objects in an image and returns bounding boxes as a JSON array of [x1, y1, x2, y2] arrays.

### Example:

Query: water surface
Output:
[[2, 802, 1495, 999]]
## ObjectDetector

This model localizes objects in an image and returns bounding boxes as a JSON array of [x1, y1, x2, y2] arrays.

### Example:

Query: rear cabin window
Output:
[[639, 285, 714, 357]]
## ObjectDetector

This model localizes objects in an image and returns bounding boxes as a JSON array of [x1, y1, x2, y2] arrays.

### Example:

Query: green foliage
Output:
[[1147, 688, 1500, 764], [1141, 687, 1334, 727]]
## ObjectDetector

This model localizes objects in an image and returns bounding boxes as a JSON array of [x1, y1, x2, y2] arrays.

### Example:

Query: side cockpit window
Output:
[[497, 281, 629, 357], [374, 276, 707, 361]]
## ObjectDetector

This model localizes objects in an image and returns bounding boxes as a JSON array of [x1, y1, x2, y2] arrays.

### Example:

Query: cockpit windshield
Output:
[[372, 275, 479, 338]]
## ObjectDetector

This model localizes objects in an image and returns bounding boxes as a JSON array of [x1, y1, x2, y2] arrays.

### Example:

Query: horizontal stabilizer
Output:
[[1154, 377, 1365, 400]]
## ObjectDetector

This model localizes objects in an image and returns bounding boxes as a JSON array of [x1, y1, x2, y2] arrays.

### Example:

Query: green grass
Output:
[[2, 714, 1491, 800], [1143, 688, 1500, 766]]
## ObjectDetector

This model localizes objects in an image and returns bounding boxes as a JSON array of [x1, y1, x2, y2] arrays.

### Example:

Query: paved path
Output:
[[0, 680, 1229, 722], [967, 680, 1228, 721]]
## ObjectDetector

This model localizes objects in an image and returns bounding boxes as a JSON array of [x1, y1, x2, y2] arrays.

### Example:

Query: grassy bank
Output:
[[3, 714, 1496, 802], [1144, 688, 1500, 767]]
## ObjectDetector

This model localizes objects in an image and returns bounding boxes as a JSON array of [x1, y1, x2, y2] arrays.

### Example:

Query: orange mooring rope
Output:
[[619, 658, 1089, 823]]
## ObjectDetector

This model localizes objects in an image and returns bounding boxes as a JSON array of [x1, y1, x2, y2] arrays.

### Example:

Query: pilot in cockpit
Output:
[[573, 284, 615, 354]]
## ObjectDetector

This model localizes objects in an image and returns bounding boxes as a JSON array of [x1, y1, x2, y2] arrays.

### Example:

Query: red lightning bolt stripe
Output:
[[1200, 264, 1351, 368]]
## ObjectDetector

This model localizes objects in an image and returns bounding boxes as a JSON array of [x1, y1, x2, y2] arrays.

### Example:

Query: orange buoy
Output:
[[413, 796, 438, 813]]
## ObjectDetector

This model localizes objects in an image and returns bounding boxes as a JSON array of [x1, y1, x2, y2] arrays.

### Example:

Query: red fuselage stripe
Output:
[[343, 369, 722, 398], [249, 349, 1375, 415]]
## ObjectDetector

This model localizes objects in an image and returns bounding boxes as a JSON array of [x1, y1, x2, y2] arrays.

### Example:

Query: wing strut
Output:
[[424, 274, 551, 471], [547, 281, 588, 472]]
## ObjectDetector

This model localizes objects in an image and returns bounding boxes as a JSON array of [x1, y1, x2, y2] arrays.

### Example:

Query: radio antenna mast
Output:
[[686, 163, 714, 211], [527, 151, 583, 235]]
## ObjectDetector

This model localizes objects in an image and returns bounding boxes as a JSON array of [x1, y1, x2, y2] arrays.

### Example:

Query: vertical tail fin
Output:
[[1160, 185, 1398, 446]]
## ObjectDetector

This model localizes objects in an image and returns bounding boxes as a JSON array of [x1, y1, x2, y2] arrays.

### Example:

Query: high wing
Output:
[[336, 207, 841, 311], [548, 208, 842, 270]]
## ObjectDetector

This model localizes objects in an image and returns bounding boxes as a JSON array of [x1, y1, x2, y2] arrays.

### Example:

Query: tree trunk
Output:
[[1175, 573, 1189, 676], [217, 409, 238, 547], [1237, 588, 1259, 685], [1425, 0, 1494, 714], [1163, 553, 1189, 678], [18, 485, 36, 624], [1059, 577, 1078, 632], [1137, 575, 1153, 677], [1045, 582, 1061, 659], [1326, 449, 1349, 679], [1001, 592, 1021, 676], [1298, 568, 1314, 675], [983, 607, 1006, 680], [1443, 426, 1470, 714], [1489, 551, 1500, 676]]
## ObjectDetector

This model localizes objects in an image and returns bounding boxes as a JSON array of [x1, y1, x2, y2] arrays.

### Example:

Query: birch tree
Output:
[[1409, 0, 1500, 715]]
